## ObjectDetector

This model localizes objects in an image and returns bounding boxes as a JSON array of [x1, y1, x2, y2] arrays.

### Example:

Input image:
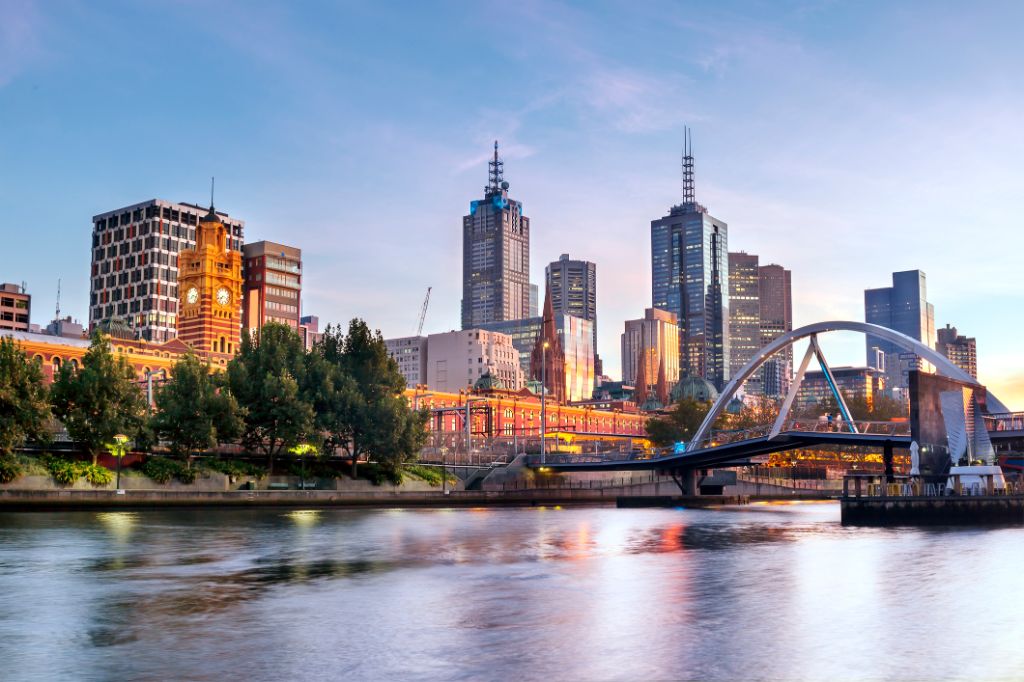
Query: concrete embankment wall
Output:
[[842, 496, 1024, 525]]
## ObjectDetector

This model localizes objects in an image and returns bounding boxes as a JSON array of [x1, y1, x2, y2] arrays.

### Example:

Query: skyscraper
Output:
[[651, 129, 729, 389], [621, 308, 680, 401], [461, 142, 530, 329], [937, 324, 978, 378], [546, 253, 600, 374], [90, 199, 244, 342], [758, 263, 793, 397], [728, 252, 761, 388], [864, 270, 936, 389]]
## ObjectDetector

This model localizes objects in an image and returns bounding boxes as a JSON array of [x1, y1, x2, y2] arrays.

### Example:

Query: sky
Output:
[[2, 0, 1024, 407]]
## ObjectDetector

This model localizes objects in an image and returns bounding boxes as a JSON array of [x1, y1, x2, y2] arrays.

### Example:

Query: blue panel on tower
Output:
[[470, 200, 480, 215]]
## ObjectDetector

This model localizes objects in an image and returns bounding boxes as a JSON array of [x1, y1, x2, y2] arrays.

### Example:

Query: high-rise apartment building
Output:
[[621, 308, 680, 402], [937, 324, 978, 378], [795, 366, 886, 414], [728, 252, 760, 387], [461, 142, 530, 329], [0, 283, 30, 332], [90, 199, 244, 342], [651, 131, 729, 389], [529, 284, 539, 318], [177, 206, 244, 366], [385, 335, 428, 388], [758, 263, 793, 397], [242, 241, 302, 337], [426, 329, 525, 393], [864, 270, 936, 389], [546, 253, 600, 374]]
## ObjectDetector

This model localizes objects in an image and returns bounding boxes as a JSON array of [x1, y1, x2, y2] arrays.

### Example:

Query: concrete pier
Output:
[[841, 495, 1024, 525]]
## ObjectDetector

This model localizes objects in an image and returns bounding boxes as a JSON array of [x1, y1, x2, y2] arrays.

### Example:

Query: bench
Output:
[[297, 481, 318, 490], [267, 483, 290, 491]]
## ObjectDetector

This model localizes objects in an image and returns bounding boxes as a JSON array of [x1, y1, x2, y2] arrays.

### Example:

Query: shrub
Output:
[[140, 457, 179, 484], [0, 456, 22, 484], [402, 464, 456, 487], [359, 463, 402, 486], [82, 464, 113, 487], [140, 457, 200, 484], [203, 458, 267, 480], [40, 455, 81, 485]]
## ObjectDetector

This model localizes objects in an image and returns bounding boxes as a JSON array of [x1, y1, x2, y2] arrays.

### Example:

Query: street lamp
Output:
[[107, 434, 130, 492], [541, 339, 549, 464]]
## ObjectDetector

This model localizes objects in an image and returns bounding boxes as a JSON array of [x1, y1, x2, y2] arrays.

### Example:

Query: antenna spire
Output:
[[210, 176, 215, 209], [55, 278, 61, 320], [682, 126, 695, 204], [487, 140, 504, 195]]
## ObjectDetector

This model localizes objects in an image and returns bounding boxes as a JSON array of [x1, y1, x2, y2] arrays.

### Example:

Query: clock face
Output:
[[186, 287, 199, 304], [216, 287, 231, 306]]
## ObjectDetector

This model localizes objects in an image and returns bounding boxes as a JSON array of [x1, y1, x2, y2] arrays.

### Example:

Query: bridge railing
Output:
[[843, 474, 1024, 498], [984, 412, 1024, 432]]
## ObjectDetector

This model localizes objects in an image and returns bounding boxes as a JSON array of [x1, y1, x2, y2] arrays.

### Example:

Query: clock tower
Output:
[[177, 204, 243, 365]]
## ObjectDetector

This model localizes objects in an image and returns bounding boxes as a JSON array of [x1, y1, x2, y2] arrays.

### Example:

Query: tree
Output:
[[646, 398, 713, 447], [310, 320, 428, 479], [226, 323, 314, 474], [720, 396, 781, 431], [150, 352, 243, 463], [0, 337, 51, 455], [50, 333, 148, 464]]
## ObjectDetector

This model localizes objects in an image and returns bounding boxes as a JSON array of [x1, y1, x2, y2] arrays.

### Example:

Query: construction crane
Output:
[[416, 287, 432, 336]]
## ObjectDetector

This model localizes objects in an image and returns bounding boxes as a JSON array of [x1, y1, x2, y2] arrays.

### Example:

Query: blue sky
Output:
[[2, 1, 1024, 406]]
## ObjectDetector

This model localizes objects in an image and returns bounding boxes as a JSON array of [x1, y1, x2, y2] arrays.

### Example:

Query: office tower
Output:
[[864, 270, 936, 389], [461, 142, 530, 329], [651, 130, 729, 389], [937, 324, 978, 378], [478, 313, 594, 403], [621, 308, 680, 402], [546, 253, 600, 374], [728, 252, 761, 390], [758, 263, 793, 397], [385, 335, 428, 388], [529, 284, 539, 317], [242, 241, 302, 336], [90, 199, 244, 342], [299, 315, 322, 351], [426, 329, 525, 393], [0, 283, 30, 332], [177, 205, 243, 366]]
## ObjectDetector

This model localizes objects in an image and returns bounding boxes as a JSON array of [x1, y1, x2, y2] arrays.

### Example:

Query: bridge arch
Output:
[[689, 320, 1006, 449]]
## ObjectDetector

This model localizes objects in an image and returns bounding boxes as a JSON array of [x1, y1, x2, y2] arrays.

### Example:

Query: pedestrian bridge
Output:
[[527, 320, 1004, 475], [528, 418, 911, 471]]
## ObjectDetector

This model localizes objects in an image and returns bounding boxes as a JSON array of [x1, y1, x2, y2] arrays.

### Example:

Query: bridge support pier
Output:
[[883, 441, 894, 483], [669, 468, 698, 496]]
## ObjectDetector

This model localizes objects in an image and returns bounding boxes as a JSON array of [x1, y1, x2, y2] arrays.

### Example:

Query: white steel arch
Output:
[[689, 320, 1006, 449]]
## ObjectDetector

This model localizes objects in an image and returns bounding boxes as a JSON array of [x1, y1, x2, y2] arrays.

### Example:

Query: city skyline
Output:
[[3, 2, 1024, 407]]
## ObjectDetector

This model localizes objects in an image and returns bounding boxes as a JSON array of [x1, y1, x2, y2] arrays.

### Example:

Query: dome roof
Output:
[[474, 371, 505, 392], [95, 316, 136, 341], [670, 372, 719, 404], [200, 205, 221, 223]]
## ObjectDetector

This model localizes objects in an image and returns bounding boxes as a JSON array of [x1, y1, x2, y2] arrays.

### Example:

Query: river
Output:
[[0, 503, 1020, 681]]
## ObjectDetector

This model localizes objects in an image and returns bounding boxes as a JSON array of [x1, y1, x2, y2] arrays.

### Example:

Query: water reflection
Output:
[[0, 504, 1021, 681]]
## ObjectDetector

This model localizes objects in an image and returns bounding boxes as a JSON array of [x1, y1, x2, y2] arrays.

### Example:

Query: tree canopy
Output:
[[151, 352, 243, 460], [0, 337, 51, 455], [225, 323, 315, 473], [49, 333, 148, 462]]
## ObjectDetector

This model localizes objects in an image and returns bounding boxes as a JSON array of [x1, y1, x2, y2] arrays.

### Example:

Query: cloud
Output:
[[0, 0, 43, 87]]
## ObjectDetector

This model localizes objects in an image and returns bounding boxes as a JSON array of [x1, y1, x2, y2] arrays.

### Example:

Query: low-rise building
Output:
[[0, 283, 30, 332], [795, 366, 886, 414]]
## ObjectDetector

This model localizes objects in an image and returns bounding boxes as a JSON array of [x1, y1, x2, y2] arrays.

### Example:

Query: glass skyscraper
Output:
[[650, 134, 730, 389], [864, 269, 937, 389]]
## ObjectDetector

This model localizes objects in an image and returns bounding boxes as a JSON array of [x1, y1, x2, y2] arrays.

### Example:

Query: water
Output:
[[0, 503, 1021, 681]]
